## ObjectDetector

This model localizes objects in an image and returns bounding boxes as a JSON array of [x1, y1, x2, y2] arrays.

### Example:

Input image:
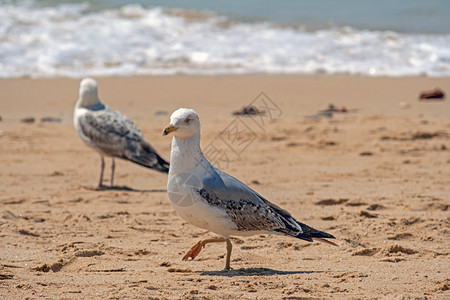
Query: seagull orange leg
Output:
[[182, 237, 233, 270], [182, 237, 227, 261]]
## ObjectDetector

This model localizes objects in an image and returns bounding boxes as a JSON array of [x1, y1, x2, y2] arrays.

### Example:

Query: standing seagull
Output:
[[163, 108, 335, 270], [74, 78, 169, 189]]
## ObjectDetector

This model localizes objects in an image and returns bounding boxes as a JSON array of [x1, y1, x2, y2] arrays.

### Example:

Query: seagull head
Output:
[[78, 77, 101, 108], [163, 108, 200, 138]]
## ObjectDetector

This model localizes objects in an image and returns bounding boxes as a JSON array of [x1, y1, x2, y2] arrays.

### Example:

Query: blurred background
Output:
[[1, 0, 449, 78]]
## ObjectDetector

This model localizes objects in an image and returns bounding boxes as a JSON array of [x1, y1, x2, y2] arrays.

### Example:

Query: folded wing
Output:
[[78, 107, 169, 173], [196, 168, 335, 242]]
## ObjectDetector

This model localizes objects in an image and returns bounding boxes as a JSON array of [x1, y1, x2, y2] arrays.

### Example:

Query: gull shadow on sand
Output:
[[83, 185, 166, 193], [200, 267, 326, 277]]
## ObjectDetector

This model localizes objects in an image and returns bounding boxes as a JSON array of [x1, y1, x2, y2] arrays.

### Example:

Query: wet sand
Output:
[[0, 75, 449, 299]]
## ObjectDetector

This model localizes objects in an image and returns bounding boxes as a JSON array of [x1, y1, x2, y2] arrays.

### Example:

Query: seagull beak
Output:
[[163, 124, 179, 136]]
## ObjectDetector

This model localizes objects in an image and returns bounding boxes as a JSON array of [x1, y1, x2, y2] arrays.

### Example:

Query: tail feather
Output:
[[138, 140, 169, 173], [293, 223, 336, 244], [314, 237, 338, 247], [153, 153, 170, 173], [258, 194, 335, 245], [131, 151, 169, 173], [123, 140, 170, 173]]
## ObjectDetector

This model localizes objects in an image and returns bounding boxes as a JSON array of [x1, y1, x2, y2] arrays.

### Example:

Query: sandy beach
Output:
[[0, 75, 449, 299]]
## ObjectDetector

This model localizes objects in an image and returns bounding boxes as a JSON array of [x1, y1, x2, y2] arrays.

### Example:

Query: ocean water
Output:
[[1, 0, 449, 78]]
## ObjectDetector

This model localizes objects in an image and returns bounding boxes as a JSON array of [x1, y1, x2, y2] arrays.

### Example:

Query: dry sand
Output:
[[0, 75, 449, 299]]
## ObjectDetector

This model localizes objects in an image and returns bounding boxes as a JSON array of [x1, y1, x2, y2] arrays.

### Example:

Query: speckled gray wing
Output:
[[196, 169, 335, 242], [78, 107, 169, 172], [195, 169, 301, 233]]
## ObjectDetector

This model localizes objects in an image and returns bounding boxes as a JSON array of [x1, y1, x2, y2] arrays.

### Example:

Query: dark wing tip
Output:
[[316, 231, 335, 239], [294, 229, 335, 243], [127, 154, 169, 173], [290, 223, 335, 243], [155, 158, 170, 173], [123, 139, 170, 173]]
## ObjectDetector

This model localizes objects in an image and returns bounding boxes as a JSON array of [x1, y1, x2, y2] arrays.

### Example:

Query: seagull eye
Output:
[[185, 118, 191, 124]]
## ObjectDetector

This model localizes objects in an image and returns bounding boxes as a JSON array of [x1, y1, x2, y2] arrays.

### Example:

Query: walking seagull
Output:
[[163, 108, 335, 270], [74, 78, 169, 189]]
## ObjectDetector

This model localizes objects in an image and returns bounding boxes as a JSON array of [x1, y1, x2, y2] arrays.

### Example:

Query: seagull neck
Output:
[[77, 101, 105, 111], [170, 134, 207, 172], [77, 95, 102, 109]]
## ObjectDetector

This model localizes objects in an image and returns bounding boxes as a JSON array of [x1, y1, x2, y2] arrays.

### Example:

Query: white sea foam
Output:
[[0, 2, 449, 78]]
